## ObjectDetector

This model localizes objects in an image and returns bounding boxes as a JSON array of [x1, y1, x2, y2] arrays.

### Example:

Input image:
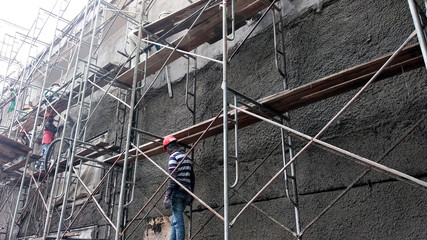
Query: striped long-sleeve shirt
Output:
[[168, 151, 194, 192]]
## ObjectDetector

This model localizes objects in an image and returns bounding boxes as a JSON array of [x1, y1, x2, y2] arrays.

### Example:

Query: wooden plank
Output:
[[116, 0, 272, 86], [142, 0, 213, 38], [59, 141, 110, 166], [104, 44, 423, 164], [75, 144, 120, 161], [0, 135, 32, 164], [76, 141, 110, 157], [3, 154, 39, 172]]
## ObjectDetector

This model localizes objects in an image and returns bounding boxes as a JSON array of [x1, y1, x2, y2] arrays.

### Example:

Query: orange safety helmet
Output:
[[163, 135, 177, 152]]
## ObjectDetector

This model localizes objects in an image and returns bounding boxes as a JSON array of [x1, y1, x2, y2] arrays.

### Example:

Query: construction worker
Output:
[[21, 105, 31, 119], [7, 88, 16, 113], [44, 82, 62, 103], [163, 135, 195, 240], [38, 113, 57, 170]]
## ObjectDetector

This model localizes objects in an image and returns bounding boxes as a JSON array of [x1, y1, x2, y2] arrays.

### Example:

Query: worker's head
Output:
[[45, 113, 54, 121], [163, 135, 177, 153], [23, 106, 31, 110], [51, 82, 60, 87]]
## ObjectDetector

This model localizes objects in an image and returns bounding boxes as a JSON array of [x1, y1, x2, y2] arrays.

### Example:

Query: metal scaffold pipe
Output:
[[221, 0, 229, 239], [114, 0, 144, 238], [408, 0, 427, 70], [55, 0, 101, 238], [8, 1, 65, 238]]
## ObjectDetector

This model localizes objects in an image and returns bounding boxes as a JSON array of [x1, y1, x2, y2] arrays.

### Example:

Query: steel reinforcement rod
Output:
[[228, 30, 420, 226], [124, 185, 168, 239], [29, 174, 48, 211], [191, 141, 297, 240], [299, 111, 427, 237], [60, 150, 126, 239], [8, 4, 65, 237], [72, 167, 117, 230], [120, 109, 224, 236], [135, 145, 225, 220], [229, 103, 427, 225], [57, 0, 103, 237], [114, 0, 145, 236], [228, 0, 278, 62], [134, 0, 215, 108]]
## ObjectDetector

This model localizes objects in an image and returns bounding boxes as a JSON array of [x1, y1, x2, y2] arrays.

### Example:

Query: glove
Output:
[[163, 196, 171, 209]]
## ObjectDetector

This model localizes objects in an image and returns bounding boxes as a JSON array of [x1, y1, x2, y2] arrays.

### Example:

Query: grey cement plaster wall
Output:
[[47, 0, 426, 239], [121, 0, 427, 239]]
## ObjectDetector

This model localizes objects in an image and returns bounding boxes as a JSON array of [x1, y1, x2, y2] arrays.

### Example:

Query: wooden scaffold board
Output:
[[104, 44, 423, 164]]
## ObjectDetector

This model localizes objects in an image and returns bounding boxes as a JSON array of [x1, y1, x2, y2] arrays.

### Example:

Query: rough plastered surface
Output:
[[32, 0, 426, 239], [128, 0, 427, 239]]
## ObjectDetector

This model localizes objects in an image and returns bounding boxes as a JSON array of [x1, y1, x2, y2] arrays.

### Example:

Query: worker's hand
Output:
[[163, 196, 171, 209]]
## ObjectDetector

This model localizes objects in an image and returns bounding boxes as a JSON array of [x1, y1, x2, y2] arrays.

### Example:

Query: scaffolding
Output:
[[0, 0, 426, 239]]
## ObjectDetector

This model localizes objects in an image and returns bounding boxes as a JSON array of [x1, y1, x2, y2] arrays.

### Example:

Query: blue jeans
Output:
[[170, 190, 188, 240], [38, 144, 50, 169]]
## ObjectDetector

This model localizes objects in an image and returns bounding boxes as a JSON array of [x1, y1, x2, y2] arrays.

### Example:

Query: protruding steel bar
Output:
[[229, 95, 239, 188], [299, 112, 427, 237], [87, 78, 131, 108], [72, 167, 117, 230], [8, 2, 65, 238], [61, 150, 126, 238], [272, 6, 301, 235], [30, 174, 48, 211], [228, 0, 278, 62], [134, 0, 216, 109], [229, 103, 427, 225], [57, 0, 102, 238], [191, 142, 297, 240], [114, 0, 143, 236], [124, 190, 168, 239], [232, 31, 421, 227], [134, 145, 225, 221], [120, 109, 224, 236]]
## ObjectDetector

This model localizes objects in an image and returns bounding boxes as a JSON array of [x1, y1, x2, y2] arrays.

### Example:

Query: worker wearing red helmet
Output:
[[21, 105, 32, 119], [163, 135, 195, 240], [38, 113, 57, 170]]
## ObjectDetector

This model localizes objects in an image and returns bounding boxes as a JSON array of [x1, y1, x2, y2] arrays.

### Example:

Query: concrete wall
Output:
[[118, 0, 427, 239], [9, 0, 427, 239]]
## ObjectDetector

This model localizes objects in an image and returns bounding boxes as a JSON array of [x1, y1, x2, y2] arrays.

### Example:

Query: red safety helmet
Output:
[[23, 106, 31, 110], [45, 113, 53, 118], [163, 135, 177, 152]]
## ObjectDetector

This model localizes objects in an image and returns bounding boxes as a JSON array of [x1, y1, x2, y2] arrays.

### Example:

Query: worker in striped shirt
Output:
[[163, 135, 195, 240]]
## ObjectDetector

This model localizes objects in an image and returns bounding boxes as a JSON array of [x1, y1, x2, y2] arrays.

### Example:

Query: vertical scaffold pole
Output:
[[408, 0, 427, 69], [272, 8, 301, 236], [115, 3, 144, 239], [56, 0, 100, 238], [221, 0, 229, 239], [8, 3, 64, 239], [42, 2, 89, 238]]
